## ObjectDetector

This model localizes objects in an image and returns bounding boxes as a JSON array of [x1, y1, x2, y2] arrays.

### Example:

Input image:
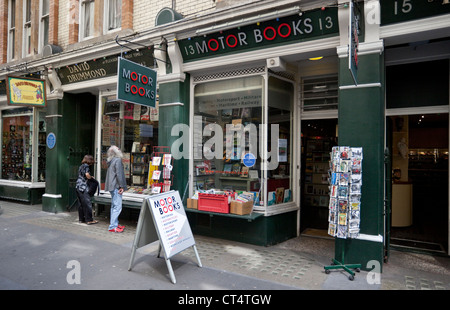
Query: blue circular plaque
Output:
[[46, 132, 56, 149], [243, 153, 256, 167]]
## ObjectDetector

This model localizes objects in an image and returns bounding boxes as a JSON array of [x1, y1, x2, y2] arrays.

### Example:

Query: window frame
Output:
[[22, 0, 32, 57], [104, 0, 122, 34], [7, 0, 16, 61], [38, 0, 50, 53], [79, 0, 95, 40]]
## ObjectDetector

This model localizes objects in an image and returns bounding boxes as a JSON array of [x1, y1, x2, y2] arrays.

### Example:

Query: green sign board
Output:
[[56, 48, 154, 85], [380, 0, 450, 25], [117, 57, 157, 108], [178, 7, 339, 62]]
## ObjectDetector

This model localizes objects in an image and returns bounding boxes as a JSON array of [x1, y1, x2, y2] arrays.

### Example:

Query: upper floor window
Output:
[[8, 0, 16, 60], [39, 0, 50, 52], [80, 0, 95, 40], [105, 0, 122, 32], [23, 0, 32, 57]]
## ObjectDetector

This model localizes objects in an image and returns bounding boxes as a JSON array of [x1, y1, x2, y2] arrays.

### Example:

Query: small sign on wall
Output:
[[6, 76, 47, 107]]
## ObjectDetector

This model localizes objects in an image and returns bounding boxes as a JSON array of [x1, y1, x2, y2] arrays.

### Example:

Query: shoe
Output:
[[87, 220, 99, 225], [118, 225, 125, 229], [109, 227, 123, 233]]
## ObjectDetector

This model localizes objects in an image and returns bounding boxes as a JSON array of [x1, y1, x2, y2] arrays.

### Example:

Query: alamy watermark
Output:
[[170, 116, 281, 170], [66, 260, 81, 285]]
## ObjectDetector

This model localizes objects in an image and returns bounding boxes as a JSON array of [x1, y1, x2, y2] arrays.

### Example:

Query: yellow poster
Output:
[[6, 76, 47, 107]]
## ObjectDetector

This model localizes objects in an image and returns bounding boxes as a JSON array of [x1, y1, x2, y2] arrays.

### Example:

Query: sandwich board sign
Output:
[[128, 190, 202, 284]]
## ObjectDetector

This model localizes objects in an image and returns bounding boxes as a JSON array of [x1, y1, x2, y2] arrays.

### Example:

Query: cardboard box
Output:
[[187, 198, 198, 210], [230, 200, 253, 215]]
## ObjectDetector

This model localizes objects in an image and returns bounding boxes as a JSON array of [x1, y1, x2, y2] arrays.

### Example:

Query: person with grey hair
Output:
[[105, 145, 127, 233]]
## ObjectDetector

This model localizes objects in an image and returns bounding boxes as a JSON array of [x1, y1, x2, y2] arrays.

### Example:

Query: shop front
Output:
[[380, 0, 450, 255], [163, 1, 387, 271], [0, 76, 47, 204], [41, 48, 160, 213], [165, 5, 343, 247]]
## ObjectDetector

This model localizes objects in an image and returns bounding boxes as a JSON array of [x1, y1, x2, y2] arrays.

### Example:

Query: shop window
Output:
[[192, 74, 293, 211], [193, 76, 263, 194], [302, 75, 338, 111], [100, 96, 159, 195], [1, 108, 46, 183], [267, 76, 293, 208], [37, 111, 46, 181], [1, 108, 33, 181]]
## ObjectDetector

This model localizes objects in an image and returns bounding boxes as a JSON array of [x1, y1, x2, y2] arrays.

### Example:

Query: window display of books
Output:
[[328, 146, 362, 239]]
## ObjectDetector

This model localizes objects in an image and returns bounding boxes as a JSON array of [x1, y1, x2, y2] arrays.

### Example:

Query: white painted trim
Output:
[[339, 82, 382, 90], [357, 234, 383, 243], [385, 105, 449, 116], [42, 193, 62, 198], [158, 102, 184, 107]]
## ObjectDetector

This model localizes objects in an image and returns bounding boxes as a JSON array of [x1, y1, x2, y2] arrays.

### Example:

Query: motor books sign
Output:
[[117, 57, 157, 107], [128, 190, 202, 284], [178, 7, 338, 62], [149, 190, 196, 257]]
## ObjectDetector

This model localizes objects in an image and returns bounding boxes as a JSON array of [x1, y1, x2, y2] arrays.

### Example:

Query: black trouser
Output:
[[76, 189, 94, 223]]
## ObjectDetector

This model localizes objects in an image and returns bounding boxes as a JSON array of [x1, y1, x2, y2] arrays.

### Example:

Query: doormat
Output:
[[301, 228, 333, 239], [390, 237, 446, 253]]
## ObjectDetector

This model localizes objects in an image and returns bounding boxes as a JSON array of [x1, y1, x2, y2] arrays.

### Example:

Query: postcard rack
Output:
[[324, 248, 361, 281], [324, 146, 363, 280], [148, 146, 173, 194]]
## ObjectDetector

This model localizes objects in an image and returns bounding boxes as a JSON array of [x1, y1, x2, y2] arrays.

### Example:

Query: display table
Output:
[[392, 183, 413, 227]]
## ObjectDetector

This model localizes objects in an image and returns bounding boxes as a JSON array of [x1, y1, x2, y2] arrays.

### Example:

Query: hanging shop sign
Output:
[[178, 7, 339, 62], [56, 48, 154, 85], [6, 76, 47, 107], [348, 1, 360, 86], [380, 0, 450, 25], [117, 57, 157, 107]]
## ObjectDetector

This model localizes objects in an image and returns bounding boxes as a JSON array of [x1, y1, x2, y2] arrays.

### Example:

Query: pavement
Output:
[[0, 200, 449, 294]]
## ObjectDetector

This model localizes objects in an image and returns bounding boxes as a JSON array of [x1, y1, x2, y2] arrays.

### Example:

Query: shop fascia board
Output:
[[182, 36, 340, 73], [380, 14, 450, 46]]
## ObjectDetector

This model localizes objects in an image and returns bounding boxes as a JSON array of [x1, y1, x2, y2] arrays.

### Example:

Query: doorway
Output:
[[300, 118, 338, 237], [387, 113, 449, 254]]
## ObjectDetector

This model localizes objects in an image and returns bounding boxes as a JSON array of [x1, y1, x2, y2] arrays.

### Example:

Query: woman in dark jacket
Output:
[[75, 155, 98, 225]]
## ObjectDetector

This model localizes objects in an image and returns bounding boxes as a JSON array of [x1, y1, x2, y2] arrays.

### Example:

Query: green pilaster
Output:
[[336, 52, 385, 271], [42, 93, 95, 213], [157, 76, 190, 199]]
